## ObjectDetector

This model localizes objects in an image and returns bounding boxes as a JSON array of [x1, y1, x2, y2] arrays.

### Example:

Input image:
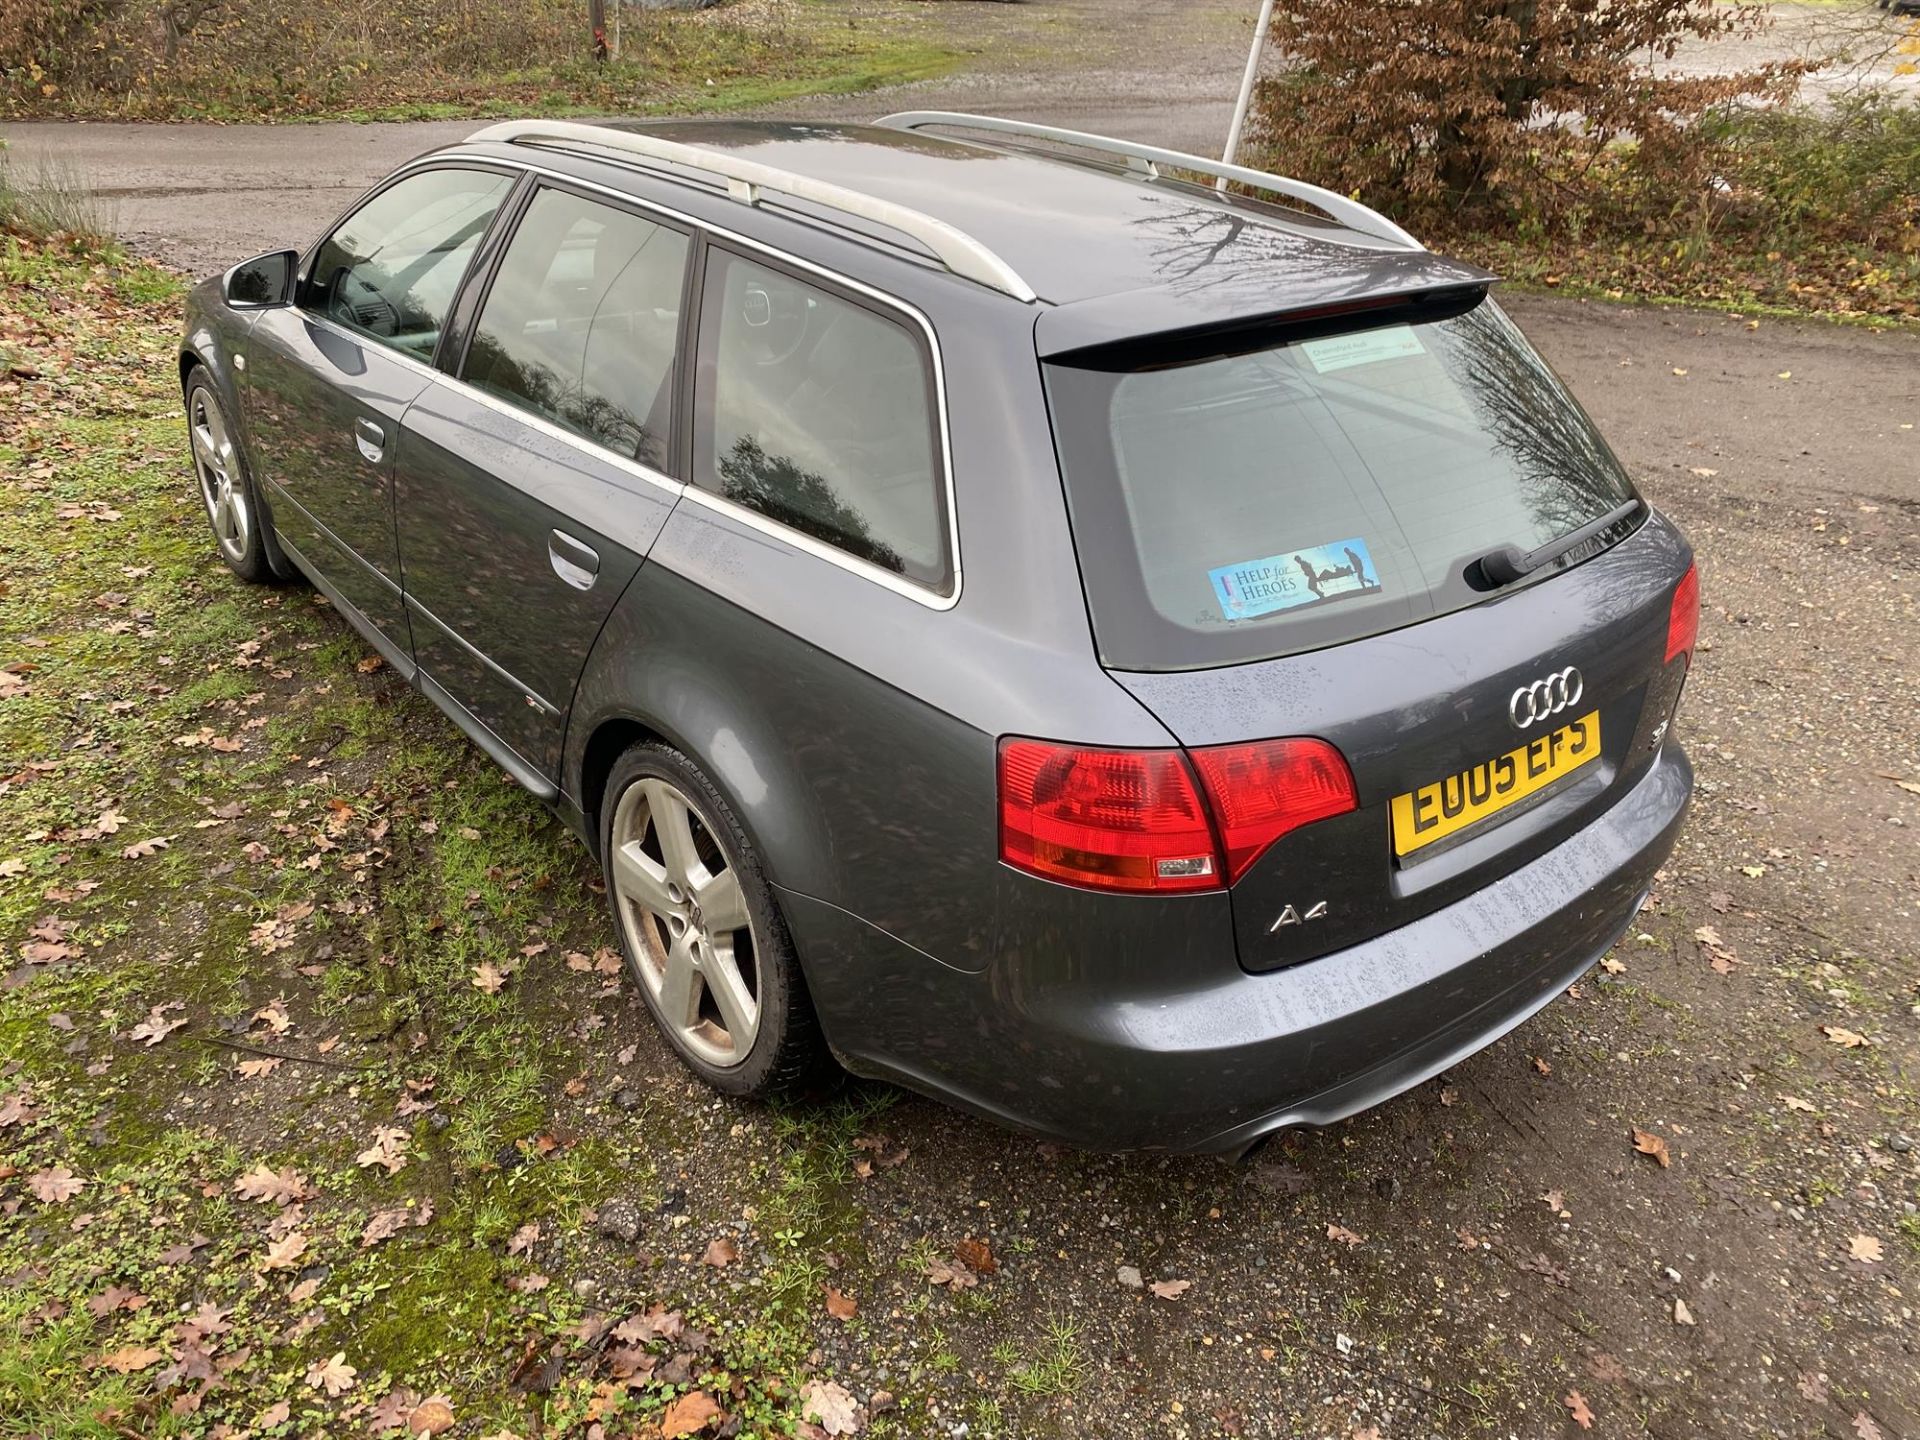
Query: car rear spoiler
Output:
[[1035, 250, 1498, 364]]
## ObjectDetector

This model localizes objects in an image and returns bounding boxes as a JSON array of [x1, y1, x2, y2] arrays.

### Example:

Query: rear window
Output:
[[1044, 302, 1640, 671]]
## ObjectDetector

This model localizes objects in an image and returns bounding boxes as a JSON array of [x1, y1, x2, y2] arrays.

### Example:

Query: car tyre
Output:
[[599, 741, 827, 1097], [185, 367, 274, 584]]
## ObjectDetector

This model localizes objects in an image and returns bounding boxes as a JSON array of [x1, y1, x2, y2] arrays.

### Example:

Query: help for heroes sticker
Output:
[[1209, 538, 1381, 621]]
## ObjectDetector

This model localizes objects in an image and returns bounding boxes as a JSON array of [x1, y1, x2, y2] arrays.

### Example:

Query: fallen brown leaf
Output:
[[306, 1351, 357, 1397], [925, 1256, 976, 1290], [1565, 1390, 1594, 1429], [95, 1345, 164, 1374], [408, 1398, 456, 1436], [355, 1125, 410, 1175], [1630, 1128, 1671, 1168], [507, 1221, 541, 1256], [661, 1389, 724, 1438], [233, 1162, 311, 1206], [953, 1236, 997, 1275], [260, 1231, 308, 1272], [27, 1165, 84, 1204], [800, 1379, 860, 1436]]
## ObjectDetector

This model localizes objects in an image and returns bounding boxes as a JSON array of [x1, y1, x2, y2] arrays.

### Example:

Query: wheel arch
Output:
[[576, 712, 671, 859], [565, 657, 833, 905]]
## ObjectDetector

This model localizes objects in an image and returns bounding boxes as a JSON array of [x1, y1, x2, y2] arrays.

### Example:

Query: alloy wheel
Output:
[[189, 387, 250, 565], [608, 776, 760, 1067]]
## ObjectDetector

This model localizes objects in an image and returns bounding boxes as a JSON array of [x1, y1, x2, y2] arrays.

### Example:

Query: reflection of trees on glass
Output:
[[717, 435, 904, 576], [1436, 308, 1633, 544], [465, 332, 655, 461]]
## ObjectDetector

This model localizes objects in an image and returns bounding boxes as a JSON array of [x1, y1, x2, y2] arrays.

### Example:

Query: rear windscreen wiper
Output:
[[1473, 498, 1644, 588]]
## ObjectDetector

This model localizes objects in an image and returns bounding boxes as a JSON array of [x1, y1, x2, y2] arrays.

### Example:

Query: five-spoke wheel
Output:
[[610, 775, 760, 1067], [600, 743, 824, 1095], [190, 385, 250, 562], [184, 369, 272, 583]]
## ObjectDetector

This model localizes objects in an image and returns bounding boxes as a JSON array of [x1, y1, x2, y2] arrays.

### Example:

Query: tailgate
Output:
[[1111, 515, 1694, 972]]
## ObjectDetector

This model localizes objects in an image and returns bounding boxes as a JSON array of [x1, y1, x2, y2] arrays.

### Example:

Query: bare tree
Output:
[[589, 0, 609, 63], [160, 0, 223, 63]]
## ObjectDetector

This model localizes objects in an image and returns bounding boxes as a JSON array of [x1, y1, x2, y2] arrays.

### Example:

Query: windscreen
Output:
[[1044, 302, 1640, 672]]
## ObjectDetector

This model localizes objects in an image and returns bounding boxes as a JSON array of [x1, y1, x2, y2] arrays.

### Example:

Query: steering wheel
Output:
[[327, 265, 399, 339], [739, 281, 812, 368]]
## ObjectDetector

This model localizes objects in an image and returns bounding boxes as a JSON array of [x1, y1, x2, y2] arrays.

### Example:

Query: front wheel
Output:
[[599, 742, 826, 1097], [185, 370, 273, 584]]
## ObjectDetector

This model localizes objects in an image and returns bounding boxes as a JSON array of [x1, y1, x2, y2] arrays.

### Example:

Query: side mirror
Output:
[[224, 249, 298, 309]]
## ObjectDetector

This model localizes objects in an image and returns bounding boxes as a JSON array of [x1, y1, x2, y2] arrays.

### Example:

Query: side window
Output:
[[304, 168, 513, 362], [692, 249, 948, 592], [461, 187, 689, 469]]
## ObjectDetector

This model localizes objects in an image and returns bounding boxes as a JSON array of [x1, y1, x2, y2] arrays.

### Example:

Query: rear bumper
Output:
[[787, 742, 1691, 1154]]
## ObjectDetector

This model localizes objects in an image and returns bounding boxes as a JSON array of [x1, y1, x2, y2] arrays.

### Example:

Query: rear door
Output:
[[1043, 301, 1695, 971], [391, 182, 692, 779], [246, 165, 515, 654]]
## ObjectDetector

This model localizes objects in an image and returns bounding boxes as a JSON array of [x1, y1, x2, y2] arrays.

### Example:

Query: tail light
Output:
[[1189, 738, 1356, 884], [998, 741, 1218, 892], [998, 736, 1356, 894], [1666, 562, 1699, 664]]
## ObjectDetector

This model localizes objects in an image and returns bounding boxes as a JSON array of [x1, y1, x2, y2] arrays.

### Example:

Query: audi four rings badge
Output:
[[1509, 666, 1583, 729]]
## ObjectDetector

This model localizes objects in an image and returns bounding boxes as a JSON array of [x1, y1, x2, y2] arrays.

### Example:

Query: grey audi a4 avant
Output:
[[179, 114, 1697, 1155]]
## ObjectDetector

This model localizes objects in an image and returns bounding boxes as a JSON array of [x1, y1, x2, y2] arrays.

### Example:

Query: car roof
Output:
[[450, 118, 1495, 349]]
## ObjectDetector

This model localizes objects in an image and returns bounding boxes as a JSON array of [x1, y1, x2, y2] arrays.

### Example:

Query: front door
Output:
[[392, 182, 692, 777], [243, 165, 515, 652]]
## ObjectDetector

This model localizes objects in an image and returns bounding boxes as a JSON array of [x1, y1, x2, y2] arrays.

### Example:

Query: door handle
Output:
[[548, 529, 600, 591], [353, 416, 385, 464]]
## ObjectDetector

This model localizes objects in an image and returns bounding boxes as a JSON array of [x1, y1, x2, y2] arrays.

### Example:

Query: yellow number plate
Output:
[[1390, 712, 1601, 857]]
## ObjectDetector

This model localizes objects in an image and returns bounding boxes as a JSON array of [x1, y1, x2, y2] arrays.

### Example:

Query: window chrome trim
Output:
[[334, 152, 964, 612], [293, 310, 686, 503]]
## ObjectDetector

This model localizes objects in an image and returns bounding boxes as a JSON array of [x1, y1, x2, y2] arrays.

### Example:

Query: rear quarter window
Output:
[[690, 248, 949, 594], [1044, 302, 1639, 671]]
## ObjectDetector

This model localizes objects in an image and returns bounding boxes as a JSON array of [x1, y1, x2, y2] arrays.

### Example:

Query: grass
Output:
[[0, 149, 116, 251], [1, 0, 962, 123], [1005, 1312, 1085, 1398], [0, 229, 889, 1436]]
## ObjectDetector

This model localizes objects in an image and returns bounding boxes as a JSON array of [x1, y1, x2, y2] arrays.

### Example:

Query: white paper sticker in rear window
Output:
[[1299, 325, 1425, 374]]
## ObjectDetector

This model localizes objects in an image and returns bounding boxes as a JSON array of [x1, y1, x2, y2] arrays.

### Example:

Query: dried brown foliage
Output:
[[1248, 0, 1809, 223]]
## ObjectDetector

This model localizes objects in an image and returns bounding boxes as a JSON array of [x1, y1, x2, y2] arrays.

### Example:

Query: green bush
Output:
[[1704, 92, 1920, 251]]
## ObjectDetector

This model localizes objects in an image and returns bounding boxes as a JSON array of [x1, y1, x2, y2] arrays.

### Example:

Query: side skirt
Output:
[[273, 528, 560, 805]]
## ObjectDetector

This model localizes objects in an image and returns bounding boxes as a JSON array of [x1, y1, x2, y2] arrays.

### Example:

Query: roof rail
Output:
[[465, 119, 1038, 303], [873, 111, 1422, 252]]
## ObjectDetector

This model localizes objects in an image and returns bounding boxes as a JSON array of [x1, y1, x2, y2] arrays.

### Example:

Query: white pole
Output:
[[1218, 0, 1278, 189]]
